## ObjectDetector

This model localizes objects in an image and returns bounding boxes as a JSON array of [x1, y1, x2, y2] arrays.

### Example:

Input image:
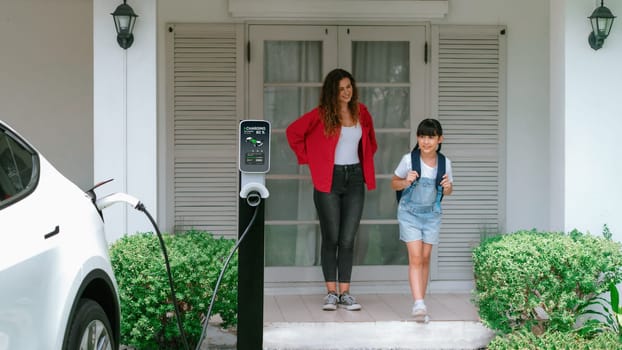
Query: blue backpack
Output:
[[395, 148, 446, 203]]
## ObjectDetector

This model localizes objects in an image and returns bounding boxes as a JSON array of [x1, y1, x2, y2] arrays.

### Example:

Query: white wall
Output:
[[94, 0, 157, 241], [158, 0, 622, 241], [0, 0, 93, 189], [11, 0, 610, 240], [561, 0, 622, 240], [8, 0, 615, 241], [156, 0, 552, 233]]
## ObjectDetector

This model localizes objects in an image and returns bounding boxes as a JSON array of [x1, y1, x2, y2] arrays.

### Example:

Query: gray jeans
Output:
[[313, 164, 365, 283]]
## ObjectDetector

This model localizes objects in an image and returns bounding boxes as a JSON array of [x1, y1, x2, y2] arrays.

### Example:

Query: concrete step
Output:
[[261, 321, 495, 350]]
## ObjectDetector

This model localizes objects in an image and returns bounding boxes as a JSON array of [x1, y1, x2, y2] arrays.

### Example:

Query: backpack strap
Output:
[[396, 147, 420, 203], [411, 148, 421, 177], [436, 152, 446, 202]]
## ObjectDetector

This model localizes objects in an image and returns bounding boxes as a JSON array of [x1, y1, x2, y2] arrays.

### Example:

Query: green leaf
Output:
[[609, 282, 620, 314]]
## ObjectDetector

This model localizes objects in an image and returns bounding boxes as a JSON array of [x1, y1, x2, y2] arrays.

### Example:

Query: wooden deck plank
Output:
[[429, 293, 480, 321], [354, 294, 401, 322], [273, 295, 313, 322], [263, 295, 284, 322], [377, 293, 413, 320]]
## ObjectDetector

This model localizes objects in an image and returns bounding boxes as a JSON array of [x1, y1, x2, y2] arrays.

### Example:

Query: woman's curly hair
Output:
[[319, 68, 360, 135]]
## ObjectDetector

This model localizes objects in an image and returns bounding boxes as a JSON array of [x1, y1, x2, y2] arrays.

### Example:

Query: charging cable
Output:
[[136, 203, 190, 350], [97, 194, 190, 350], [98, 190, 262, 350], [195, 193, 261, 350]]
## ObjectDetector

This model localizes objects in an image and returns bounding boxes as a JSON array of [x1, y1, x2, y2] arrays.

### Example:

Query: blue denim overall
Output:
[[397, 177, 443, 244]]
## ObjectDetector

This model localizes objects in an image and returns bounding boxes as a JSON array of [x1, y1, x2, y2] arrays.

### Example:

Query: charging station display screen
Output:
[[239, 120, 270, 173]]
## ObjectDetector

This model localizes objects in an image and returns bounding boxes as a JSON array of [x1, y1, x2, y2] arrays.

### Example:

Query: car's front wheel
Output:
[[65, 298, 114, 350]]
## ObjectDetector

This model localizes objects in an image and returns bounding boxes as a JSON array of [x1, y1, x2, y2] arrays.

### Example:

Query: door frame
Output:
[[247, 23, 431, 291]]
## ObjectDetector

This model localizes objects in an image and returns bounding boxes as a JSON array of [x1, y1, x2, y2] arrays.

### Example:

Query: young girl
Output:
[[391, 118, 453, 321]]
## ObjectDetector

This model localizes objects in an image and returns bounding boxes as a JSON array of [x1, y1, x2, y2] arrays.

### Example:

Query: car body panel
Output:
[[0, 120, 119, 350]]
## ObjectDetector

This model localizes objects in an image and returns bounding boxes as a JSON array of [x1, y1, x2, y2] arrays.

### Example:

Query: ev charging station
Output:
[[237, 120, 270, 349]]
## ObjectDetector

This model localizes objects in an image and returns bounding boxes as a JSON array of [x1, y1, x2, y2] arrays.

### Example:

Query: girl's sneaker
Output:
[[412, 302, 427, 322], [322, 292, 339, 311], [339, 292, 362, 311]]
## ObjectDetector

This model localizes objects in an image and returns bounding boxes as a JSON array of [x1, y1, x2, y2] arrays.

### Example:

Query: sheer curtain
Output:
[[264, 41, 322, 267], [352, 41, 410, 265]]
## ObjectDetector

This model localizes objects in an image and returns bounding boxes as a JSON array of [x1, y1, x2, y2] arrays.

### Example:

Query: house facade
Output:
[[2, 0, 621, 293]]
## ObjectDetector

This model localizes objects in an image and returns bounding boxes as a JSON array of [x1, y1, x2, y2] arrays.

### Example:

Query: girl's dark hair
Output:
[[414, 118, 443, 152], [319, 68, 360, 135]]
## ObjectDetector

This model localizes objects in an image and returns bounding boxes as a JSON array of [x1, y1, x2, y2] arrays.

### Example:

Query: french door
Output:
[[248, 24, 427, 288]]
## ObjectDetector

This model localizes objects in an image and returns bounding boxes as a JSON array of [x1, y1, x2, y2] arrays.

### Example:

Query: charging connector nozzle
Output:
[[95, 192, 141, 211]]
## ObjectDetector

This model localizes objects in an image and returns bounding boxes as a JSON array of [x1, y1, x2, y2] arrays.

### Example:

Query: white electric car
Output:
[[0, 120, 119, 350]]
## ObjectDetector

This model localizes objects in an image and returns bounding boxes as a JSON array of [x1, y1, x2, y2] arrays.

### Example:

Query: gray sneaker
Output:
[[339, 292, 361, 311], [412, 303, 427, 322], [322, 292, 339, 311]]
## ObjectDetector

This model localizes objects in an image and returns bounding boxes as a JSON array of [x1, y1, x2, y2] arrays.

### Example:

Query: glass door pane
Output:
[[338, 26, 427, 273], [248, 26, 338, 282]]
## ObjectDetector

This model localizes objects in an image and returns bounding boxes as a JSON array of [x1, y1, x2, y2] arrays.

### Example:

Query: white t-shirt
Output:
[[394, 152, 453, 183]]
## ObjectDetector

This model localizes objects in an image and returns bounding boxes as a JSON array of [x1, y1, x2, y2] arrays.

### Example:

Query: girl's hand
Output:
[[406, 170, 419, 184], [440, 174, 453, 195]]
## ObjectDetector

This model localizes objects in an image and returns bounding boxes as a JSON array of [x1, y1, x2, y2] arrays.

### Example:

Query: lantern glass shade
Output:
[[590, 15, 614, 38], [115, 15, 132, 32]]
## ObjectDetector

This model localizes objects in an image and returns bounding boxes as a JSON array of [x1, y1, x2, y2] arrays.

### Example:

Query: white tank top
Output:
[[334, 124, 362, 165]]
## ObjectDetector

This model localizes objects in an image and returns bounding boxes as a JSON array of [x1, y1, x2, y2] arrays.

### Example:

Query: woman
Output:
[[286, 68, 377, 311]]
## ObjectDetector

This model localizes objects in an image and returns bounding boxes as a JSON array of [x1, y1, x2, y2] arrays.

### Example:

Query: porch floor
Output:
[[262, 292, 495, 349], [264, 292, 480, 323], [203, 292, 496, 349]]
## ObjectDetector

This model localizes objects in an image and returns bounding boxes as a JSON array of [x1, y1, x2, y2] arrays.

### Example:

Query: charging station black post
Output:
[[237, 195, 264, 349], [237, 120, 270, 349]]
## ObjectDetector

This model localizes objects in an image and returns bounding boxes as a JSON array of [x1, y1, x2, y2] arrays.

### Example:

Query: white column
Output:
[[549, 0, 566, 232], [94, 0, 157, 242]]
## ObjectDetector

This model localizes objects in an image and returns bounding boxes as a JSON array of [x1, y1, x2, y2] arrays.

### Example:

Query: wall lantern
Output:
[[588, 0, 616, 50], [111, 0, 138, 49]]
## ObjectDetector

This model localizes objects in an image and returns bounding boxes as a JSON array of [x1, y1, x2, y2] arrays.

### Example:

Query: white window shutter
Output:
[[431, 25, 506, 280], [169, 24, 244, 238]]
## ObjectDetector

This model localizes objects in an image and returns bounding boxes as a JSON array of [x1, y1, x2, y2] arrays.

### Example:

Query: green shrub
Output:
[[110, 230, 238, 349], [473, 229, 622, 334], [487, 329, 620, 349]]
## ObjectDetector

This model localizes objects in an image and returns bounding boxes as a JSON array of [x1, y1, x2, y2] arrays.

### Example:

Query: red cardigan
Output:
[[286, 103, 377, 193]]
